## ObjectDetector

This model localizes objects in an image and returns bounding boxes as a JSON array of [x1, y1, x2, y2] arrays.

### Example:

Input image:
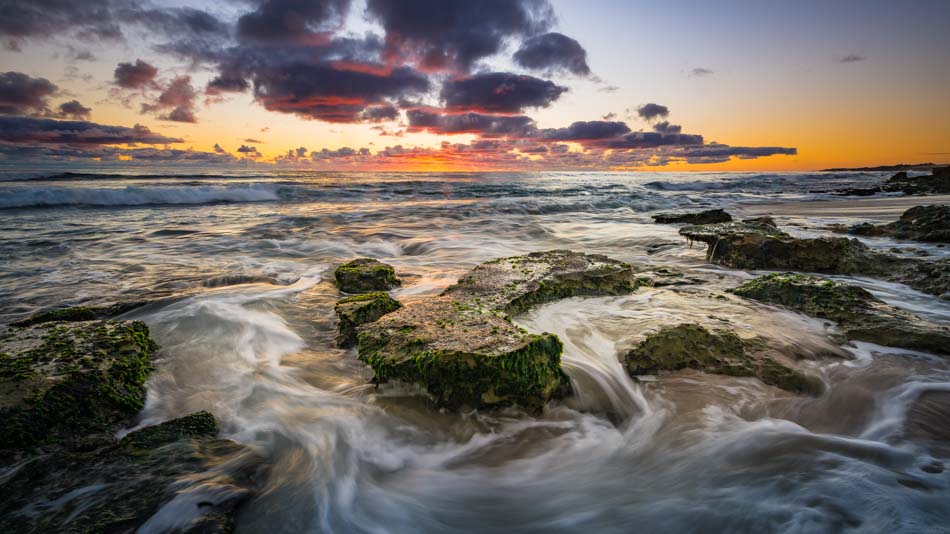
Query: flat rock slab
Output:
[[731, 273, 950, 356], [625, 323, 823, 394], [652, 208, 733, 225], [357, 250, 648, 410], [334, 292, 402, 347], [848, 205, 950, 243]]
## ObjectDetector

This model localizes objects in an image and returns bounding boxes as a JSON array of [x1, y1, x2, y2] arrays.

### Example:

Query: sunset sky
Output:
[[1, 0, 948, 171]]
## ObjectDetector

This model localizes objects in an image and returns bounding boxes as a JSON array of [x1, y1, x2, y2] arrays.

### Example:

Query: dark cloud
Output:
[[141, 76, 198, 123], [600, 131, 703, 150], [56, 100, 91, 119], [0, 116, 182, 145], [690, 67, 713, 76], [237, 0, 350, 44], [244, 138, 263, 143], [536, 121, 631, 141], [601, 112, 617, 120], [365, 0, 553, 71], [0, 0, 124, 43], [678, 144, 797, 163], [653, 121, 681, 134], [839, 54, 866, 63], [637, 103, 669, 121], [114, 60, 159, 89], [0, 144, 237, 163], [213, 143, 226, 153], [359, 103, 399, 122], [441, 72, 566, 113], [513, 32, 590, 76], [407, 109, 536, 136], [127, 7, 229, 39], [236, 144, 262, 158], [253, 62, 429, 122], [0, 71, 58, 115]]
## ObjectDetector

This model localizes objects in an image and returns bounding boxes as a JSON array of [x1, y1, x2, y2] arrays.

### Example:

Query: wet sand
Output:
[[742, 194, 950, 221]]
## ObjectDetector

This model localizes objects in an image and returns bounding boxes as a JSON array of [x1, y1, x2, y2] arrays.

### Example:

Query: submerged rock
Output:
[[624, 323, 822, 394], [652, 208, 733, 225], [0, 320, 263, 532], [11, 302, 148, 327], [334, 291, 402, 347], [731, 273, 950, 355], [334, 258, 401, 293], [356, 250, 648, 411], [847, 205, 950, 243], [0, 320, 157, 450], [679, 221, 950, 296]]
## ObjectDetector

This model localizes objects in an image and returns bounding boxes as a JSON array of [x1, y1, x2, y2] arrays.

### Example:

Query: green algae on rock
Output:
[[356, 250, 648, 410], [334, 258, 401, 293], [847, 205, 950, 243], [0, 320, 158, 451], [652, 208, 733, 225], [11, 302, 149, 327], [731, 273, 950, 355], [0, 411, 261, 534], [624, 323, 823, 394], [334, 291, 402, 347]]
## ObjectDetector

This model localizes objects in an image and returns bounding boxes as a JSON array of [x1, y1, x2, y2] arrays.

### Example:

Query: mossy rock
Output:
[[0, 412, 261, 533], [732, 273, 950, 355], [848, 205, 950, 243], [357, 250, 648, 410], [334, 292, 402, 347], [652, 209, 732, 225], [334, 258, 400, 293], [624, 323, 822, 394], [680, 221, 949, 297], [0, 320, 159, 452]]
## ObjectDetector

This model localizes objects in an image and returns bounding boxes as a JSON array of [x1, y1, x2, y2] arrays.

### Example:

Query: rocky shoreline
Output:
[[3, 197, 949, 531]]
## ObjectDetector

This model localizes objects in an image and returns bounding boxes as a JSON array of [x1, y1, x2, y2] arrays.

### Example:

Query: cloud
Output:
[[536, 120, 631, 141], [359, 103, 399, 122], [252, 62, 429, 122], [141, 76, 198, 123], [407, 109, 536, 136], [513, 32, 590, 76], [365, 0, 553, 71], [599, 131, 704, 150], [0, 0, 124, 43], [653, 121, 681, 134], [237, 0, 350, 44], [0, 71, 58, 115], [839, 54, 866, 63], [677, 144, 797, 164], [236, 144, 262, 158], [213, 143, 226, 153], [637, 103, 669, 121], [690, 67, 714, 76], [0, 116, 182, 145], [441, 72, 566, 113], [56, 100, 91, 119], [114, 60, 159, 89]]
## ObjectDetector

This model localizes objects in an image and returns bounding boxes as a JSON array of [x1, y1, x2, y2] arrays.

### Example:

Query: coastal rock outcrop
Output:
[[0, 316, 263, 532], [356, 250, 648, 411], [680, 221, 950, 297], [731, 273, 950, 355], [624, 323, 822, 394], [334, 291, 402, 347], [833, 166, 950, 196], [334, 258, 401, 293], [652, 208, 733, 225], [847, 205, 950, 243]]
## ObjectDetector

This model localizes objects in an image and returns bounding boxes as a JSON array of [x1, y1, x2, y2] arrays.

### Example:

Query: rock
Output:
[[356, 250, 648, 411], [652, 208, 733, 225], [11, 302, 148, 327], [742, 216, 777, 227], [679, 221, 950, 296], [0, 411, 260, 534], [731, 273, 950, 355], [847, 205, 950, 243], [834, 167, 950, 196], [334, 292, 402, 347], [0, 320, 157, 451], [334, 258, 401, 293], [624, 323, 822, 394], [0, 320, 263, 532]]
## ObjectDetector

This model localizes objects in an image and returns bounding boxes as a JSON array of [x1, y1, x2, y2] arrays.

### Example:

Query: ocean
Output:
[[1, 168, 948, 532]]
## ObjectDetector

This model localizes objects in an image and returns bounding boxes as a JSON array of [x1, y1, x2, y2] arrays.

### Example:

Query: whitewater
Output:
[[1, 168, 948, 533]]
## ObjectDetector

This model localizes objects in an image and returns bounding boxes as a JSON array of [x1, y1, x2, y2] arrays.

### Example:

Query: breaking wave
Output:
[[0, 184, 286, 208]]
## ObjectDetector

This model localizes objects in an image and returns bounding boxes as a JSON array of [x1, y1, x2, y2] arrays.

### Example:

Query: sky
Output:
[[0, 0, 948, 171]]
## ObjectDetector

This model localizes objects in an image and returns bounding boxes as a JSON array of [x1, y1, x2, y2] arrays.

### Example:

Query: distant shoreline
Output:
[[820, 162, 947, 172]]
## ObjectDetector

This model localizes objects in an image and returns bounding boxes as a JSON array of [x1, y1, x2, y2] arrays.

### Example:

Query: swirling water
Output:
[[1, 168, 948, 533]]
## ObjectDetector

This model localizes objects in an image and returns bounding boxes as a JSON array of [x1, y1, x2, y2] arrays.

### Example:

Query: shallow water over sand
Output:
[[1, 170, 949, 532]]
